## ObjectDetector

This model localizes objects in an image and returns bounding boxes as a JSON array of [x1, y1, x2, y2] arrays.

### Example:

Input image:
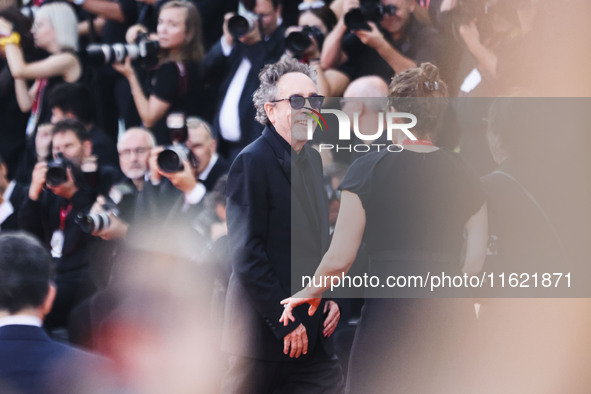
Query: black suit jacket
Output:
[[0, 325, 101, 394], [202, 26, 286, 159], [201, 156, 229, 192], [0, 181, 27, 232], [223, 126, 331, 361]]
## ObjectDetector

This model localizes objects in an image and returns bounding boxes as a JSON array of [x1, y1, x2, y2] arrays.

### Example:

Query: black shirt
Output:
[[141, 61, 206, 145], [340, 149, 485, 264]]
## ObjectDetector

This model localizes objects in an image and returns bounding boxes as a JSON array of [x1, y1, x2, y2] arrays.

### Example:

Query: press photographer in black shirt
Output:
[[18, 119, 122, 330], [113, 1, 207, 145]]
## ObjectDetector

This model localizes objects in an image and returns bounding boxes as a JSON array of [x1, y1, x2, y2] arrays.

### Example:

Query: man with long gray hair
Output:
[[222, 57, 343, 393]]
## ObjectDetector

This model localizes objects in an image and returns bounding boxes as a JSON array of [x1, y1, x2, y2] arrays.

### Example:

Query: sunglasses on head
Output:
[[272, 94, 325, 110]]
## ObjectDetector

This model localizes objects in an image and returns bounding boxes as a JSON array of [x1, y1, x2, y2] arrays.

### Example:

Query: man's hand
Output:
[[93, 212, 129, 240], [283, 323, 308, 358], [35, 124, 53, 160], [354, 22, 388, 51], [148, 147, 163, 184], [222, 12, 235, 48], [29, 161, 47, 201], [239, 19, 261, 46], [159, 158, 198, 193], [323, 300, 340, 337]]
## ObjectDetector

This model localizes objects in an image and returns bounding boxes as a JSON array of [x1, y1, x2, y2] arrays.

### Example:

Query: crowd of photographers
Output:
[[0, 0, 590, 391]]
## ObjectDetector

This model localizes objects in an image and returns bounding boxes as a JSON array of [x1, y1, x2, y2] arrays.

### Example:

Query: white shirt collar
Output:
[[199, 153, 219, 181], [3, 180, 15, 201], [0, 180, 16, 227], [0, 315, 43, 328]]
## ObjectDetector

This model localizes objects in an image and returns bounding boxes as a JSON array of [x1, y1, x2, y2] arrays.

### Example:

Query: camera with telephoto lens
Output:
[[285, 25, 325, 59], [84, 32, 160, 65], [156, 113, 199, 173], [344, 2, 397, 31], [157, 144, 199, 173], [227, 11, 258, 39], [46, 153, 71, 187], [77, 183, 136, 233]]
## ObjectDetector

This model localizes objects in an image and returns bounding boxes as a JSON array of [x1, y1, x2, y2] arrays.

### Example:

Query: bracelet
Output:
[[0, 32, 20, 50]]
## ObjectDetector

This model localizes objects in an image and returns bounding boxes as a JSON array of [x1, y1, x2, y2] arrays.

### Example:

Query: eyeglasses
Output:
[[272, 94, 325, 110], [298, 1, 325, 11], [119, 147, 149, 159]]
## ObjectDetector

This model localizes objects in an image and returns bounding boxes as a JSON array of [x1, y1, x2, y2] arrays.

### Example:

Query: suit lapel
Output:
[[262, 127, 291, 184]]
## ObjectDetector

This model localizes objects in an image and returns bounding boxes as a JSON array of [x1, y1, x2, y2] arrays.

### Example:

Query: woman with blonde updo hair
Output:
[[281, 63, 488, 392]]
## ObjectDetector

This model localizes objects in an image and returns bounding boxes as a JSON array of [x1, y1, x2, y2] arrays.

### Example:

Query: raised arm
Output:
[[4, 41, 80, 81], [113, 58, 171, 129]]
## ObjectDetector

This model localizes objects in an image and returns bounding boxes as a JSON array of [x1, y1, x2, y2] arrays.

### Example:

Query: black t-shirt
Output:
[[340, 149, 485, 264], [143, 60, 206, 145], [100, 0, 139, 44]]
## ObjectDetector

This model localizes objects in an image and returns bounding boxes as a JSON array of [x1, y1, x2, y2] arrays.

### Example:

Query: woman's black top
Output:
[[340, 148, 486, 267], [141, 60, 206, 145]]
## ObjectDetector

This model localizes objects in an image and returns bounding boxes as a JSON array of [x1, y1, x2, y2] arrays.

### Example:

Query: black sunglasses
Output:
[[272, 94, 325, 110]]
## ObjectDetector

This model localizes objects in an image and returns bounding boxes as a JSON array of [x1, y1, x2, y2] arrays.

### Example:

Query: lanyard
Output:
[[59, 204, 72, 231]]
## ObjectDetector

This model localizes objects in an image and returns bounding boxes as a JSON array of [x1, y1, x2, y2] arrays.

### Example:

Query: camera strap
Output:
[[174, 62, 188, 101]]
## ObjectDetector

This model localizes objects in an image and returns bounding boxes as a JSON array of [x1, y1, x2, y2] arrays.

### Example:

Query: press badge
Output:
[[50, 230, 65, 258]]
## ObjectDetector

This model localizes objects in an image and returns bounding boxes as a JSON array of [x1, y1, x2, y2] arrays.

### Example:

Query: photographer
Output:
[[113, 1, 207, 146], [202, 0, 285, 161], [49, 82, 119, 169], [18, 119, 121, 330], [284, 2, 337, 95], [89, 127, 155, 242], [320, 0, 444, 95]]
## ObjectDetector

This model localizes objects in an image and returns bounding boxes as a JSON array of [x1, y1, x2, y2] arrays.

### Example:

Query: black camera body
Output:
[[344, 3, 397, 31], [46, 153, 71, 187], [85, 32, 160, 65], [157, 144, 199, 173], [285, 25, 325, 59], [77, 183, 136, 233]]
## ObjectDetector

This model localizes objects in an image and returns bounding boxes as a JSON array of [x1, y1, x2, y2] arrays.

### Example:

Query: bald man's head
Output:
[[344, 76, 389, 99]]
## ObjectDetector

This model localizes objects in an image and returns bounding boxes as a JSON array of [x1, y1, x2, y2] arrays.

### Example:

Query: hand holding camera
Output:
[[78, 183, 135, 238], [285, 25, 324, 60], [224, 11, 261, 47], [353, 21, 388, 51], [29, 161, 48, 201]]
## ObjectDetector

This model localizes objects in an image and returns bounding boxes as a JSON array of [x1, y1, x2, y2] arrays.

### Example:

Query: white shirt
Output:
[[0, 315, 43, 328], [218, 37, 250, 142], [199, 153, 219, 182], [0, 180, 16, 230]]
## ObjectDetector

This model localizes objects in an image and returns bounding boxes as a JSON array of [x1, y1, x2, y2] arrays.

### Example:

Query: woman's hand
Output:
[[112, 56, 134, 78], [279, 288, 322, 326], [125, 24, 148, 44], [0, 18, 13, 36]]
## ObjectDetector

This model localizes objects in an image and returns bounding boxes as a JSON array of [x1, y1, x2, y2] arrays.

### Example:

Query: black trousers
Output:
[[221, 347, 344, 394]]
